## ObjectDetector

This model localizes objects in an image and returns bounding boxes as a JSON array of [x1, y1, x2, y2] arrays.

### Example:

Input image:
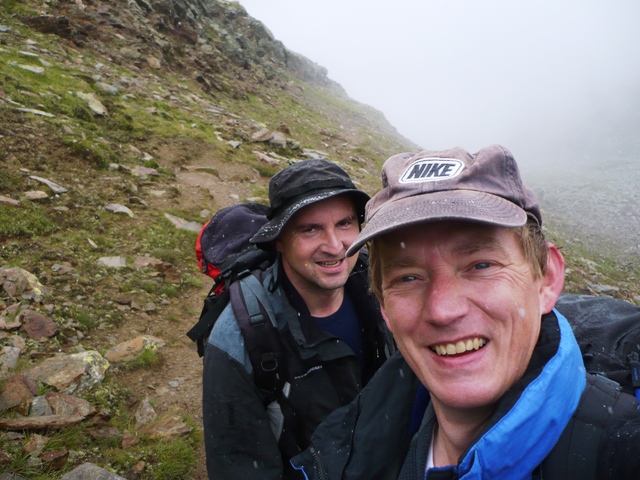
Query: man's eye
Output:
[[473, 262, 492, 270], [338, 220, 356, 228], [400, 275, 417, 283]]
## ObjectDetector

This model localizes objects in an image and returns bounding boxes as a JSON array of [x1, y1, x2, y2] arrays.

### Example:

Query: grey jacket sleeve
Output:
[[202, 304, 284, 480]]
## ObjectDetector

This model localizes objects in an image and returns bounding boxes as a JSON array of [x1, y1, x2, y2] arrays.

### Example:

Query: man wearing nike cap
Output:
[[202, 159, 394, 480], [291, 145, 640, 479]]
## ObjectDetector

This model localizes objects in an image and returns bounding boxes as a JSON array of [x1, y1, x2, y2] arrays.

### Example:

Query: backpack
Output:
[[187, 203, 277, 357], [555, 293, 640, 399]]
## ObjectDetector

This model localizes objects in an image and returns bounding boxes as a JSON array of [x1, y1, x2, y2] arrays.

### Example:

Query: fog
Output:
[[239, 0, 640, 173]]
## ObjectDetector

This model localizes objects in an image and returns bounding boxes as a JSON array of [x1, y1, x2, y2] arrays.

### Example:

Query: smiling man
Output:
[[291, 146, 640, 479], [202, 159, 394, 480]]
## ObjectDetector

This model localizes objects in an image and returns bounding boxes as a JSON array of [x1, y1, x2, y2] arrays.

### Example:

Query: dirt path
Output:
[[91, 144, 266, 478]]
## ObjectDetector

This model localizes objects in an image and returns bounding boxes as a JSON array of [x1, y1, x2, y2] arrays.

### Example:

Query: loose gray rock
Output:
[[269, 132, 287, 148], [45, 392, 96, 417], [135, 397, 156, 426], [97, 256, 127, 268], [60, 462, 127, 479], [0, 319, 18, 333], [587, 283, 620, 294], [24, 191, 48, 200], [18, 51, 39, 58], [24, 351, 109, 394], [95, 82, 119, 95], [0, 414, 85, 431], [0, 195, 21, 206], [163, 213, 202, 233], [14, 107, 55, 118], [9, 62, 45, 75], [0, 346, 21, 379], [104, 335, 164, 363], [252, 150, 280, 165], [104, 203, 134, 218], [302, 149, 329, 159], [251, 128, 273, 142], [132, 165, 159, 177], [76, 92, 108, 116], [0, 267, 48, 300], [28, 176, 68, 194], [29, 396, 54, 417]]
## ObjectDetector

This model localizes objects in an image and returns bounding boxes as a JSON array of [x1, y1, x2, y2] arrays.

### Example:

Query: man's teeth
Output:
[[318, 260, 341, 266], [433, 338, 487, 356]]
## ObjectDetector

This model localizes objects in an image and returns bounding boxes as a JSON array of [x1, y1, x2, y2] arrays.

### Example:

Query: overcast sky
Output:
[[238, 0, 640, 172]]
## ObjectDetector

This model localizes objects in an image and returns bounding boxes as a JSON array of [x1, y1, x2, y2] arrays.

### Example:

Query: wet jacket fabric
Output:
[[290, 310, 640, 480], [202, 254, 393, 480]]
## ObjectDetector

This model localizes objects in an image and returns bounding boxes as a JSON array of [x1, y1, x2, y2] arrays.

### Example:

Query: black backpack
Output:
[[555, 293, 640, 398], [187, 202, 278, 357]]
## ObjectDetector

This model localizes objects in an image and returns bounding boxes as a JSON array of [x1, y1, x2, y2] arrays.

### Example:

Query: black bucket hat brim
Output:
[[250, 188, 370, 247]]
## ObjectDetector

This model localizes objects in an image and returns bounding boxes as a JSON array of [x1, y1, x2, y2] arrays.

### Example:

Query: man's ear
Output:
[[275, 237, 284, 254], [539, 242, 565, 314], [380, 303, 394, 333]]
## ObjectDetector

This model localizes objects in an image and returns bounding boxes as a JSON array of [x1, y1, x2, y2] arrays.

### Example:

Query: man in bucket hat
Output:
[[291, 145, 640, 479], [203, 159, 394, 480]]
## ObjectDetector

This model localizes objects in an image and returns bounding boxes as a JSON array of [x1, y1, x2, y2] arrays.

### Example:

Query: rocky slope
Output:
[[0, 1, 638, 479]]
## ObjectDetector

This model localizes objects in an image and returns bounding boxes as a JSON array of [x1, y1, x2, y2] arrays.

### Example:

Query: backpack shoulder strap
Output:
[[230, 273, 288, 402], [230, 273, 305, 457], [538, 373, 636, 479], [186, 282, 230, 357]]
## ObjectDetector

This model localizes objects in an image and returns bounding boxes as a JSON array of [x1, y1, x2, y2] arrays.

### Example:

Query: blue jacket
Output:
[[291, 310, 640, 479]]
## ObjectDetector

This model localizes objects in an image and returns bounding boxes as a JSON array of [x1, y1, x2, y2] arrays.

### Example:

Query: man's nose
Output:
[[321, 228, 343, 254], [423, 274, 468, 325]]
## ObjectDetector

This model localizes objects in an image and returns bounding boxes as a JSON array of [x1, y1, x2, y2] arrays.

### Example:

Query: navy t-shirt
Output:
[[311, 294, 364, 367]]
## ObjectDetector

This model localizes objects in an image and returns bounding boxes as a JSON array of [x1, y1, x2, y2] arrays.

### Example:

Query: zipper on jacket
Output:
[[310, 447, 327, 480]]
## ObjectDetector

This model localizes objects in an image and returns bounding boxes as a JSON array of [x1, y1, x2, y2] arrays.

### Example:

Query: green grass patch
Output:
[[251, 162, 280, 178], [0, 203, 58, 239], [0, 170, 24, 194], [84, 381, 132, 414], [0, 0, 41, 16], [180, 274, 203, 289], [72, 307, 98, 331], [62, 137, 116, 169], [122, 348, 160, 371], [145, 436, 198, 480]]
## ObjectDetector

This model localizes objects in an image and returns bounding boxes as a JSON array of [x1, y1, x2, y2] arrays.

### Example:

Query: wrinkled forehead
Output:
[[375, 220, 519, 262]]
